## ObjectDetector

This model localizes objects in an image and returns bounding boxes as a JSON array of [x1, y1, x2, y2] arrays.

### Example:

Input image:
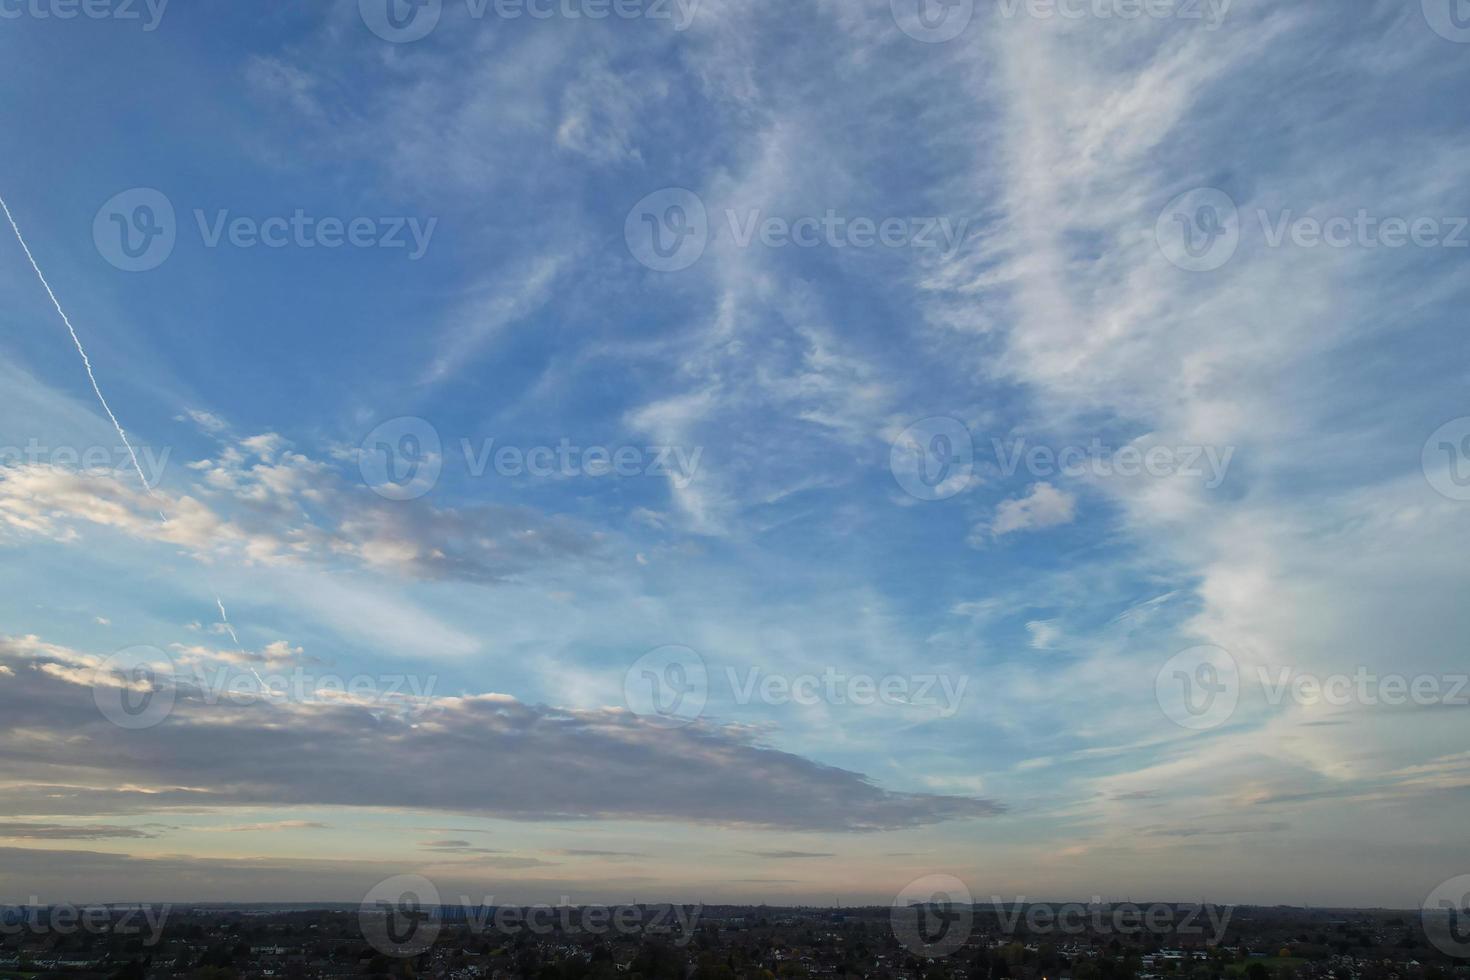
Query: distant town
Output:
[[2, 901, 1467, 980]]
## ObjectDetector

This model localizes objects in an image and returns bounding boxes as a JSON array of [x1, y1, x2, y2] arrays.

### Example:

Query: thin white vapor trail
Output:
[[0, 192, 158, 498], [1, 191, 258, 680]]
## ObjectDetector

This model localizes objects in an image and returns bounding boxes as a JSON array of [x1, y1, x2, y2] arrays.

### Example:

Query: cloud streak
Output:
[[0, 635, 1004, 834]]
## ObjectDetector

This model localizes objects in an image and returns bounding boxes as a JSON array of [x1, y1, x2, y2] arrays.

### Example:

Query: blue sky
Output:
[[1, 0, 1469, 907]]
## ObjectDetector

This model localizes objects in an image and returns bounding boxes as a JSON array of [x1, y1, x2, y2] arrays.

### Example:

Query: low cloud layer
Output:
[[0, 636, 1003, 834], [0, 822, 164, 841]]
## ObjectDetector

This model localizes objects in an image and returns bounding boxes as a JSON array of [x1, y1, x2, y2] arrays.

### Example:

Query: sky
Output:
[[0, 0, 1468, 909]]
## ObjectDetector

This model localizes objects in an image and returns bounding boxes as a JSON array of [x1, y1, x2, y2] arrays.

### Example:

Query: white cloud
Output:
[[175, 408, 229, 434], [1025, 619, 1061, 650], [0, 435, 605, 586], [977, 482, 1077, 541]]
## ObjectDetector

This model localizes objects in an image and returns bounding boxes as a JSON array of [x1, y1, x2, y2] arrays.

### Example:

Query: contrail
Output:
[[1, 191, 258, 682], [214, 597, 242, 647], [0, 192, 156, 496]]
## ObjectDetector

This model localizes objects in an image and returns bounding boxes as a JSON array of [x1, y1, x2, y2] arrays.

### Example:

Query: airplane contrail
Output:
[[1, 191, 258, 681], [0, 192, 157, 498]]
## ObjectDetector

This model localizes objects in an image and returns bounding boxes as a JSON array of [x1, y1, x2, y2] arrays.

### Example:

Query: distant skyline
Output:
[[2, 0, 1469, 908]]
